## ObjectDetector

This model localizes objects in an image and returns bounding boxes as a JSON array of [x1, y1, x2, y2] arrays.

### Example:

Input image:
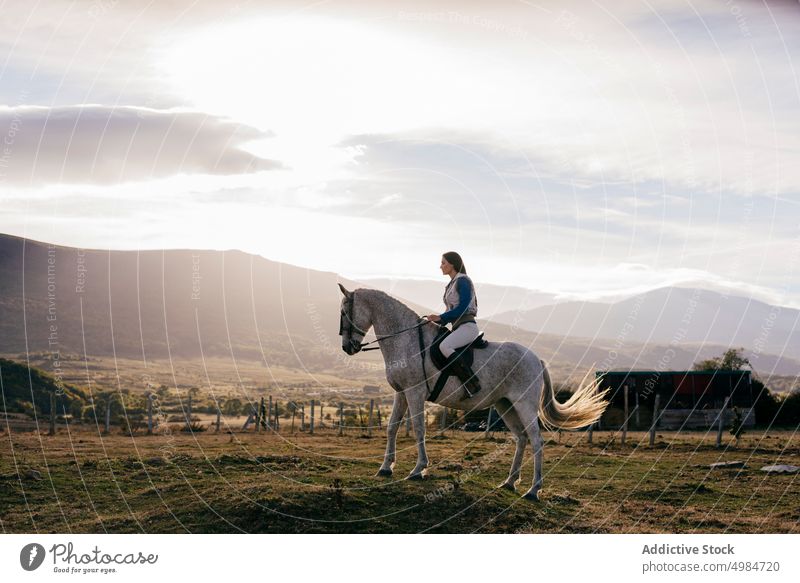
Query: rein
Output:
[[358, 319, 429, 351], [339, 291, 431, 351]]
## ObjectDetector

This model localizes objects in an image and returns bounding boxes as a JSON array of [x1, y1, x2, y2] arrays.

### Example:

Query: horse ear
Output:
[[338, 283, 352, 297]]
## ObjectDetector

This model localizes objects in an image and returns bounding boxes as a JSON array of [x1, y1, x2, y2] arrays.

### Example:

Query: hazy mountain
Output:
[[491, 287, 800, 360], [0, 233, 387, 368], [1, 234, 798, 384], [354, 277, 560, 317]]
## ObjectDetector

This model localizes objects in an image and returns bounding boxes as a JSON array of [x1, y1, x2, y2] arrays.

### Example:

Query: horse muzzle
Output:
[[342, 340, 362, 355]]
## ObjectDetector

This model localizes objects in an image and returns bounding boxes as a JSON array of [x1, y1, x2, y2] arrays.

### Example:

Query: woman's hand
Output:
[[426, 314, 441, 322]]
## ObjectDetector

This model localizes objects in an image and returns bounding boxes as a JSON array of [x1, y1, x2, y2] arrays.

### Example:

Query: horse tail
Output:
[[537, 360, 609, 431]]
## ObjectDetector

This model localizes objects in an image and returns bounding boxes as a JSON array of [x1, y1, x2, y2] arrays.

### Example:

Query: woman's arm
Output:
[[438, 277, 472, 324]]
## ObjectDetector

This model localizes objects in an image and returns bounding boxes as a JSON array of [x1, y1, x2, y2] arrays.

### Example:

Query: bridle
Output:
[[339, 291, 430, 352]]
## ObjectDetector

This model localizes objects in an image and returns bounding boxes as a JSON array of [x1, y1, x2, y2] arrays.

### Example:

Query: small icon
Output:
[[20, 543, 46, 571]]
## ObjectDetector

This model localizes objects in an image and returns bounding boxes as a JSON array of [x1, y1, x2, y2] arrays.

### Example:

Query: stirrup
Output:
[[460, 386, 478, 400], [460, 374, 482, 398]]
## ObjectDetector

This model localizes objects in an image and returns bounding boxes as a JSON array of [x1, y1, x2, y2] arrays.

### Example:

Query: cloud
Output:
[[4, 0, 799, 194], [1, 0, 798, 307], [0, 105, 282, 185]]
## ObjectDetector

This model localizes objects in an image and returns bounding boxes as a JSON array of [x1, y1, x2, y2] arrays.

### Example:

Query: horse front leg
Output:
[[377, 391, 407, 477], [405, 389, 429, 480]]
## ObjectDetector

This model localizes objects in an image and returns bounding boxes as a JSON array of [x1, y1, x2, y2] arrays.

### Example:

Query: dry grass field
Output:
[[3, 354, 376, 399], [1, 425, 798, 534]]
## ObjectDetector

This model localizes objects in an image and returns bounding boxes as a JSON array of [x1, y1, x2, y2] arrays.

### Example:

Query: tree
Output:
[[222, 398, 243, 417], [751, 378, 780, 426], [777, 388, 800, 427], [693, 347, 751, 371]]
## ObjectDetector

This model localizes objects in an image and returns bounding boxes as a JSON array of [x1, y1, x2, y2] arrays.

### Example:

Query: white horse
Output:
[[338, 284, 608, 501]]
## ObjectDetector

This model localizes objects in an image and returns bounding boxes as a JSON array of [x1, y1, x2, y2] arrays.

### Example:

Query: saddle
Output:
[[425, 325, 489, 402]]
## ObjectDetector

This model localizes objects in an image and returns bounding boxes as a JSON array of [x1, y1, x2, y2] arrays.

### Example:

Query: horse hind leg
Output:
[[494, 399, 527, 492], [511, 398, 544, 502]]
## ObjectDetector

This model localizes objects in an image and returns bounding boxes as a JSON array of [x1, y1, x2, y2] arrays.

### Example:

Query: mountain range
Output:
[[489, 287, 800, 358], [1, 233, 798, 384], [354, 277, 562, 318]]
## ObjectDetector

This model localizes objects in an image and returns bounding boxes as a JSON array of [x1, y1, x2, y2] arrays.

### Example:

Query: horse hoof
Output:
[[498, 482, 516, 492], [522, 490, 541, 502], [376, 468, 393, 477], [406, 472, 426, 481]]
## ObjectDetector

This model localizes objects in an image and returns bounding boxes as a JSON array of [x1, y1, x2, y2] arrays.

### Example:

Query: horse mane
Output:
[[355, 288, 421, 320]]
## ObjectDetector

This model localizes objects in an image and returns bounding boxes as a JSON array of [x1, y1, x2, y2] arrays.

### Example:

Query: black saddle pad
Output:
[[430, 327, 488, 371]]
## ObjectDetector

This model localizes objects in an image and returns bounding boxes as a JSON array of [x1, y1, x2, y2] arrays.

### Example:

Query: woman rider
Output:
[[426, 251, 483, 400]]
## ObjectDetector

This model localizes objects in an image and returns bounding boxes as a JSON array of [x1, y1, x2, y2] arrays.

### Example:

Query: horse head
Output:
[[338, 284, 373, 355]]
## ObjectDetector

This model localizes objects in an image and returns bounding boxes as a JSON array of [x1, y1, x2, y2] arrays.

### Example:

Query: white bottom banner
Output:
[[1, 534, 798, 582]]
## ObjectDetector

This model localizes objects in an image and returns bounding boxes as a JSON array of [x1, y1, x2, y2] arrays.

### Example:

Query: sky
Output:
[[1, 0, 799, 306]]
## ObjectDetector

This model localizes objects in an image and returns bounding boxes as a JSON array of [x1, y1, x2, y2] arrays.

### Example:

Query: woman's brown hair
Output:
[[443, 251, 467, 274]]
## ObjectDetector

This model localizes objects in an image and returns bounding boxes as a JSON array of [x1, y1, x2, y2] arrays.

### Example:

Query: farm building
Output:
[[595, 370, 755, 430]]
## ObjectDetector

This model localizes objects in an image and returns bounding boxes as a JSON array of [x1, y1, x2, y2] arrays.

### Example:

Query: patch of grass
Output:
[[0, 429, 798, 533]]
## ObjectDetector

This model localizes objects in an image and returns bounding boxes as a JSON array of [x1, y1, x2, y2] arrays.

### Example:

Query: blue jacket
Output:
[[439, 276, 476, 325]]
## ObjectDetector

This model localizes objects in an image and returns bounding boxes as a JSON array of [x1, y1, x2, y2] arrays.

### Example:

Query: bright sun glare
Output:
[[161, 17, 462, 143]]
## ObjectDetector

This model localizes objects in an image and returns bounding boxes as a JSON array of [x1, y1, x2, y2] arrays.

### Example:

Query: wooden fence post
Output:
[[147, 394, 154, 435], [49, 392, 56, 436], [338, 403, 344, 436], [716, 396, 730, 449], [300, 404, 305, 431], [267, 396, 273, 430], [310, 400, 315, 434], [377, 405, 382, 429], [320, 404, 324, 428], [484, 407, 493, 438], [368, 399, 374, 437], [634, 391, 641, 428], [256, 397, 263, 433], [104, 398, 111, 434], [649, 394, 661, 447], [291, 407, 296, 434], [242, 409, 254, 430], [274, 400, 279, 432], [215, 404, 221, 433], [621, 384, 629, 446]]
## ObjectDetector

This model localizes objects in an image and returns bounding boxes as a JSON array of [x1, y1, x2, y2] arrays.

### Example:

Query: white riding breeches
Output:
[[439, 321, 480, 358]]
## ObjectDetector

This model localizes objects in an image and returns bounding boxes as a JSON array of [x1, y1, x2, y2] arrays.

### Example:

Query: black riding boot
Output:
[[445, 353, 483, 400]]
